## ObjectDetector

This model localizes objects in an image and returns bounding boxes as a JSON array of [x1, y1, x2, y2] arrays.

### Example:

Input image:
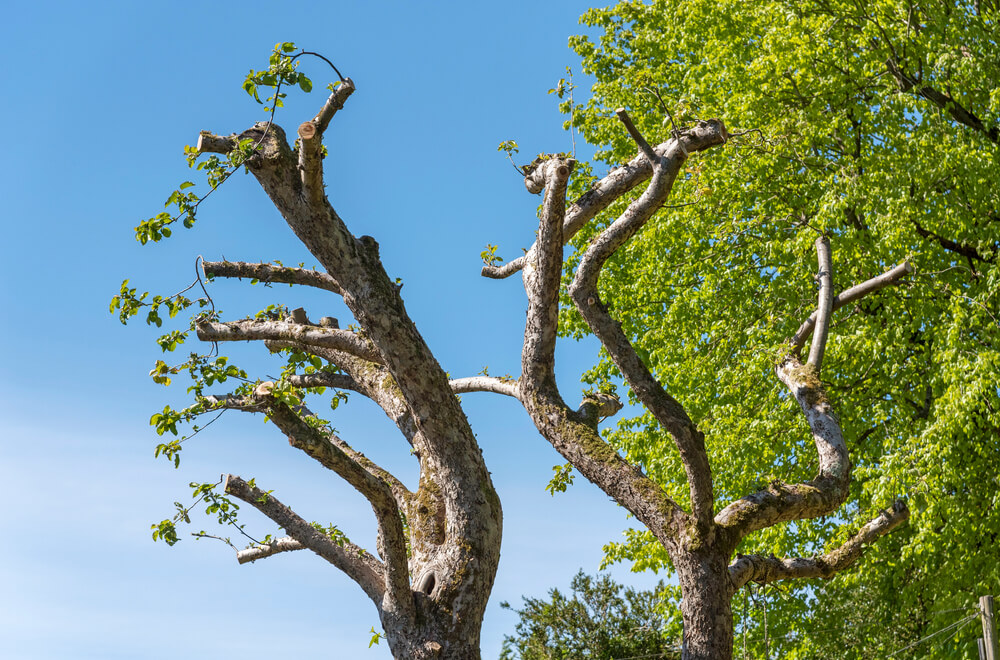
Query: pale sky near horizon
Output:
[[0, 2, 670, 658]]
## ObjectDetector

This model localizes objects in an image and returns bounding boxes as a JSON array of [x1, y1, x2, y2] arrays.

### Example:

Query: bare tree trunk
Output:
[[675, 551, 734, 660]]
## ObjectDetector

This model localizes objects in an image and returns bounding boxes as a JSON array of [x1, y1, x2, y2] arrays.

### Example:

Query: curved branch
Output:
[[566, 120, 729, 532], [196, 318, 383, 364], [203, 260, 342, 294], [482, 120, 730, 279], [522, 157, 573, 387], [263, 400, 412, 615], [807, 236, 834, 371], [791, 259, 914, 354], [715, 355, 849, 544], [728, 500, 910, 592], [223, 475, 385, 605]]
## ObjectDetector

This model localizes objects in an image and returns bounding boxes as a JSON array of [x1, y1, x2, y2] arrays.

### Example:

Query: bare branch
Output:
[[522, 157, 574, 387], [297, 79, 357, 205], [223, 475, 385, 604], [237, 536, 304, 564], [196, 318, 383, 364], [566, 120, 729, 532], [196, 132, 237, 154], [312, 78, 356, 136], [716, 355, 850, 543], [728, 500, 910, 592], [263, 400, 412, 613], [482, 120, 730, 279], [791, 260, 914, 354], [289, 372, 363, 392], [203, 260, 342, 294], [807, 236, 834, 371], [886, 58, 998, 144], [448, 376, 520, 398], [615, 108, 659, 164]]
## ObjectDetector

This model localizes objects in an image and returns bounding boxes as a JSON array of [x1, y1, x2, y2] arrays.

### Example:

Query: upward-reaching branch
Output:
[[223, 475, 385, 605], [567, 116, 728, 533], [521, 157, 573, 387], [808, 235, 834, 371], [298, 79, 356, 204], [716, 255, 914, 546]]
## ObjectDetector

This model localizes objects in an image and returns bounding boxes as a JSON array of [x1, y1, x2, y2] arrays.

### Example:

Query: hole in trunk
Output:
[[417, 571, 436, 595]]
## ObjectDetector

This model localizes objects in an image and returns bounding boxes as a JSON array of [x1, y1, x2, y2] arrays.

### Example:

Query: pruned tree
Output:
[[116, 42, 915, 660], [480, 109, 911, 659]]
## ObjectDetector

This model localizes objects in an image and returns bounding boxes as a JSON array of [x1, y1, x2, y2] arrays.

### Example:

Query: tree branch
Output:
[[196, 132, 237, 154], [912, 219, 996, 263], [297, 78, 356, 205], [791, 260, 913, 354], [262, 400, 412, 614], [716, 355, 850, 543], [196, 318, 383, 364], [807, 236, 834, 371], [886, 58, 998, 144], [522, 157, 573, 387], [481, 120, 730, 279], [237, 535, 304, 564], [223, 475, 386, 605], [727, 500, 910, 592], [448, 376, 520, 398], [566, 120, 729, 532], [289, 372, 363, 392], [203, 260, 342, 294]]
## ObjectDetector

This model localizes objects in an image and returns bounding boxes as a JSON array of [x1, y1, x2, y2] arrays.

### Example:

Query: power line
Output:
[[887, 610, 981, 657]]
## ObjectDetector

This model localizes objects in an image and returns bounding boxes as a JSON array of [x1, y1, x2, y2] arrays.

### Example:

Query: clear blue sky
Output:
[[0, 1, 670, 658]]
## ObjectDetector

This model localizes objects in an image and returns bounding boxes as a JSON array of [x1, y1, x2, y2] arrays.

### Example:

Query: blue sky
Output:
[[0, 2, 669, 658]]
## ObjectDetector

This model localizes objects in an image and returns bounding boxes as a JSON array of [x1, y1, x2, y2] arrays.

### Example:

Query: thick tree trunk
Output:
[[382, 597, 485, 659], [675, 551, 734, 660]]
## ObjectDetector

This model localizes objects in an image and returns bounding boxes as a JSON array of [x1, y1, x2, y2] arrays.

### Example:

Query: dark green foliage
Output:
[[500, 571, 682, 659]]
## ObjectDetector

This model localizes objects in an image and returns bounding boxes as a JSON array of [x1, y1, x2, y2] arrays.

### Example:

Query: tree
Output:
[[500, 571, 682, 659], [537, 0, 997, 657], [116, 17, 943, 657]]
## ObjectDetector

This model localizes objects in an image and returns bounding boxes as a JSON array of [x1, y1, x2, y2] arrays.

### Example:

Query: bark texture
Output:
[[482, 111, 912, 659]]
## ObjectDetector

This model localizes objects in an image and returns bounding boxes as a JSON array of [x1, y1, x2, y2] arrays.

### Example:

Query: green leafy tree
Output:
[[499, 0, 995, 657], [500, 571, 682, 660]]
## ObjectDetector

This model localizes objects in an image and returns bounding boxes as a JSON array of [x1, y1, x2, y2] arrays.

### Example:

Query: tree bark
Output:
[[675, 551, 735, 660]]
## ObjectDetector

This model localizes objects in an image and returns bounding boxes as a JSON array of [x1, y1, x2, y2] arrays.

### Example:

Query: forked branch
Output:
[[727, 500, 910, 592], [482, 120, 729, 279], [717, 248, 914, 545], [224, 475, 386, 604], [790, 259, 913, 354], [566, 117, 727, 531]]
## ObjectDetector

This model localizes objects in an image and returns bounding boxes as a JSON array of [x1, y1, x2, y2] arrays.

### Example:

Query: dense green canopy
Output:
[[558, 1, 998, 655]]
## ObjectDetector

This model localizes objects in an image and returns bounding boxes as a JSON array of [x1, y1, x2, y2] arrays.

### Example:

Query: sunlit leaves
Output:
[[565, 0, 999, 655], [243, 42, 314, 112]]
